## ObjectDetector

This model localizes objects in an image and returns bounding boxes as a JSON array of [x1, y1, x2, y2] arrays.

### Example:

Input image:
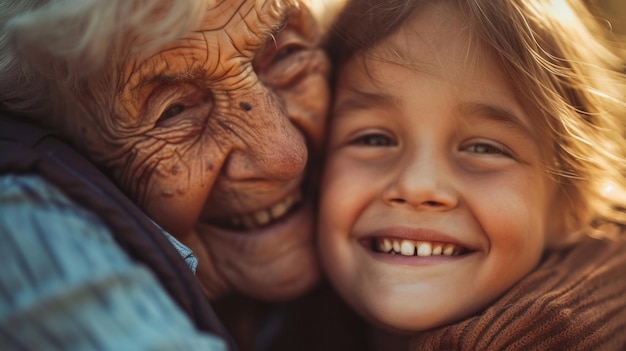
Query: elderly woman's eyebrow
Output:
[[131, 67, 206, 91], [154, 68, 204, 83]]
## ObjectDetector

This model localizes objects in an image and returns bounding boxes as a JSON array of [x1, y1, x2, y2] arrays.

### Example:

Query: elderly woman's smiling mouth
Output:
[[207, 187, 304, 231]]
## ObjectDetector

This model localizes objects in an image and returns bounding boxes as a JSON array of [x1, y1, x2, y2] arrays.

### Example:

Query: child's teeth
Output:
[[392, 240, 401, 253], [376, 238, 393, 253], [375, 239, 463, 257], [443, 244, 455, 256], [417, 242, 433, 256], [400, 240, 416, 256], [432, 244, 443, 255], [382, 238, 392, 252]]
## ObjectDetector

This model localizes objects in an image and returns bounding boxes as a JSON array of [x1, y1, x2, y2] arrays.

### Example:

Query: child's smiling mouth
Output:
[[372, 237, 467, 257], [353, 227, 480, 266]]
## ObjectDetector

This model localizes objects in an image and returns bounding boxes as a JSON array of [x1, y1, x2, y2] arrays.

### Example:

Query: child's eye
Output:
[[464, 143, 510, 156], [351, 133, 395, 147]]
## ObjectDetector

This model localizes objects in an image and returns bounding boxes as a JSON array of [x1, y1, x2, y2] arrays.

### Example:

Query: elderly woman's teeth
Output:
[[230, 191, 301, 230], [375, 238, 462, 256]]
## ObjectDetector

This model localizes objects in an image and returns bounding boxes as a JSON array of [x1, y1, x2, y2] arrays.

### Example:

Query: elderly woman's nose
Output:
[[223, 95, 308, 181], [224, 132, 307, 181]]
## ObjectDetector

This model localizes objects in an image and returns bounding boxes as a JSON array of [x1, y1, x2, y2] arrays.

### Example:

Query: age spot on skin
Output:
[[239, 101, 253, 111], [171, 165, 179, 175]]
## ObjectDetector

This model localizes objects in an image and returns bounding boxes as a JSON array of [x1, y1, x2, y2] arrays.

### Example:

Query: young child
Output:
[[318, 0, 626, 346]]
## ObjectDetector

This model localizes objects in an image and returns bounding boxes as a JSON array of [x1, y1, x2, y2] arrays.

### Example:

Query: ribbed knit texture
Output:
[[411, 235, 626, 351]]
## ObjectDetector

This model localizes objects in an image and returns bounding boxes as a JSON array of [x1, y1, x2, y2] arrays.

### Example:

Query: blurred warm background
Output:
[[307, 0, 626, 35], [304, 0, 346, 30], [590, 0, 626, 33]]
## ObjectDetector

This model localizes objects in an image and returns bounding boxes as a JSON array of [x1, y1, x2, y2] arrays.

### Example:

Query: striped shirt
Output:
[[0, 174, 226, 351]]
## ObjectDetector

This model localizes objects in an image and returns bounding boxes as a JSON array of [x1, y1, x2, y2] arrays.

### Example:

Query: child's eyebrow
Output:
[[457, 102, 537, 141], [333, 87, 398, 116]]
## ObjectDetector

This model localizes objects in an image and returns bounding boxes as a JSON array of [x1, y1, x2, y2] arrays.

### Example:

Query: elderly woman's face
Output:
[[79, 0, 330, 300]]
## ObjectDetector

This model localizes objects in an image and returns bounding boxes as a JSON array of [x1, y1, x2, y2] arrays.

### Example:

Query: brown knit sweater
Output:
[[222, 233, 626, 351], [403, 234, 626, 350]]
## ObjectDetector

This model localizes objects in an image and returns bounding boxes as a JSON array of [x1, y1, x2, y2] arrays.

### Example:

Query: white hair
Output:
[[0, 0, 212, 128]]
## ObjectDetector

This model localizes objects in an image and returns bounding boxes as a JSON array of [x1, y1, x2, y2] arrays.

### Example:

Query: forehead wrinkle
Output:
[[225, 0, 290, 49], [251, 4, 291, 50], [196, 0, 249, 31], [218, 0, 247, 30], [122, 0, 296, 104], [125, 44, 208, 93], [127, 1, 289, 87]]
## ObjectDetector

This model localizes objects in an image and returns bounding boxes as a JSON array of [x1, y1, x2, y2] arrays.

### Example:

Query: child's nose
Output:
[[382, 153, 458, 210]]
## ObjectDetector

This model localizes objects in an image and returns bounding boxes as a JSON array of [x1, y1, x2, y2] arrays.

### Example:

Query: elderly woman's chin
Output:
[[195, 194, 321, 301]]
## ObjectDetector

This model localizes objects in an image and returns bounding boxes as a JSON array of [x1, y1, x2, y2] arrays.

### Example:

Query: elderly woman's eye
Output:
[[158, 104, 185, 123], [272, 44, 302, 63]]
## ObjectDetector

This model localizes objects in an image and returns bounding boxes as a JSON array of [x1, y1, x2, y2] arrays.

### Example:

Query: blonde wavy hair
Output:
[[327, 0, 626, 237], [0, 0, 212, 130]]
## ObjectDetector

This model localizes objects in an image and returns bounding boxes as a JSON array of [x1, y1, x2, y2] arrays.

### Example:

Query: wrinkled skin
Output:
[[71, 0, 330, 300]]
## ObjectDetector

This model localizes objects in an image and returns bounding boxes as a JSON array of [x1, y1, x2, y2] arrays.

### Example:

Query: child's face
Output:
[[318, 2, 569, 332]]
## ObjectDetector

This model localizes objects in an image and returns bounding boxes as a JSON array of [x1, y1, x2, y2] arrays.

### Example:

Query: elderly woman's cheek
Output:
[[279, 52, 331, 152], [282, 74, 329, 151], [128, 145, 220, 236]]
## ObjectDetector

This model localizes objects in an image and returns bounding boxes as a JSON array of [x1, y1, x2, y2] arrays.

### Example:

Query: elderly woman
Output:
[[0, 0, 331, 349]]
